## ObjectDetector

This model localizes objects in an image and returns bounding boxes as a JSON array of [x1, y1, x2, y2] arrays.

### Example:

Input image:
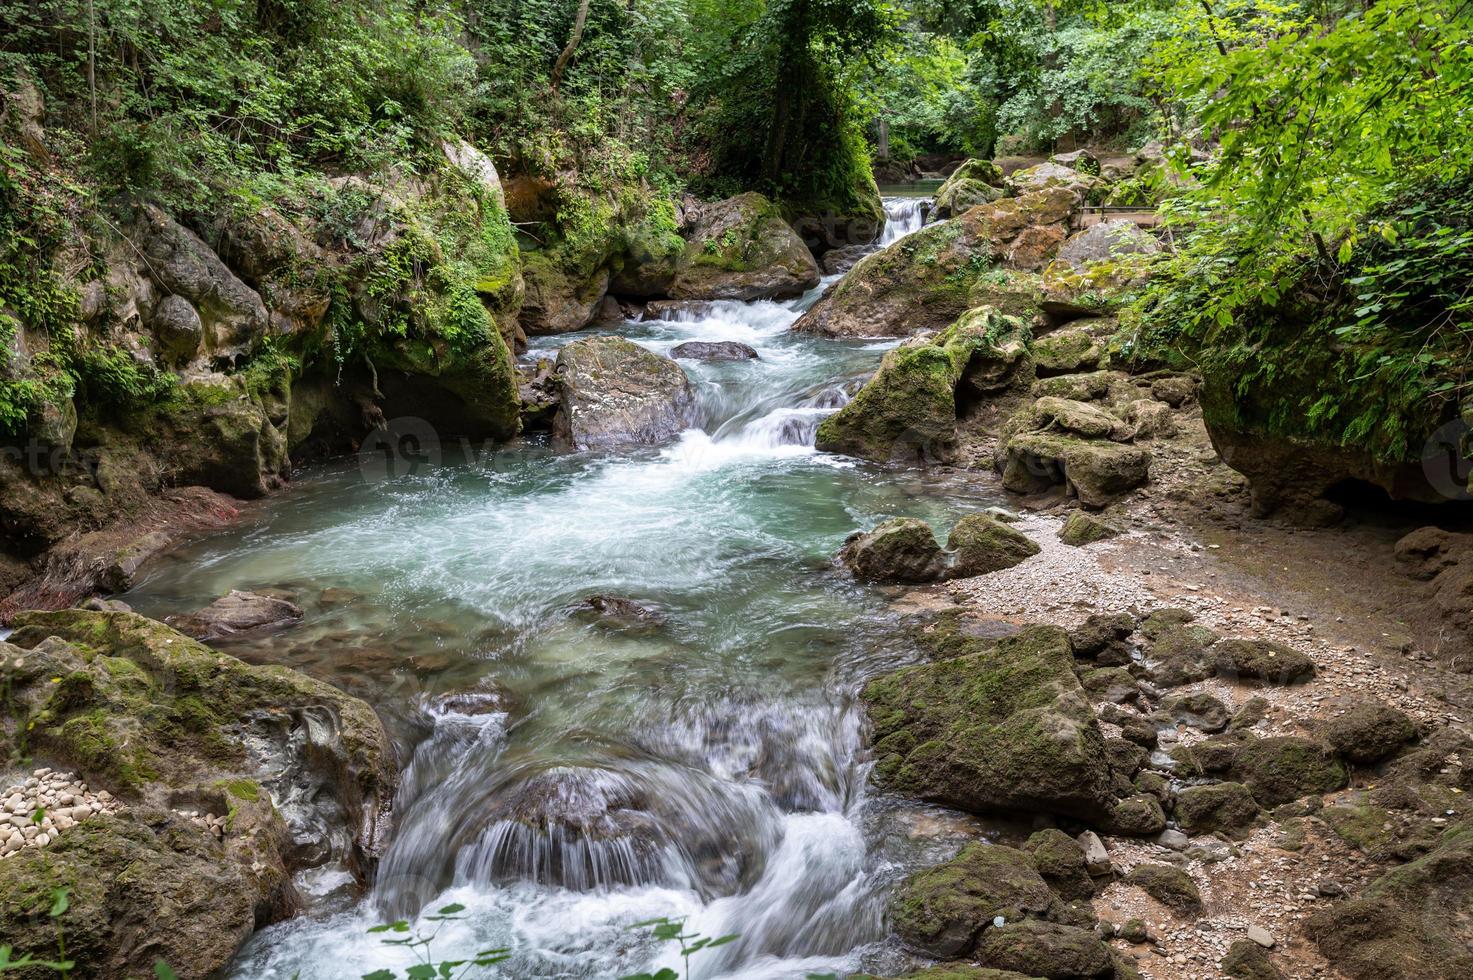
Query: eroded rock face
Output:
[[669, 193, 820, 301], [553, 336, 698, 449], [863, 625, 1117, 821], [0, 610, 395, 976]]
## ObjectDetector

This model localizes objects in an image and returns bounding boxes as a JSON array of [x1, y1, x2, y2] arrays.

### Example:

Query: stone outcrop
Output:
[[553, 336, 698, 449], [0, 610, 395, 976], [669, 193, 820, 301], [933, 159, 1005, 220]]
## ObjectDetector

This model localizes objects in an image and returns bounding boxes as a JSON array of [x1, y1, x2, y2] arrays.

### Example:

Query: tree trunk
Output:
[[550, 0, 592, 93]]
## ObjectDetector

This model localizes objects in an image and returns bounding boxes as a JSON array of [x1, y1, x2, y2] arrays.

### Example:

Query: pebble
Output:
[[1247, 924, 1275, 948], [0, 769, 121, 860]]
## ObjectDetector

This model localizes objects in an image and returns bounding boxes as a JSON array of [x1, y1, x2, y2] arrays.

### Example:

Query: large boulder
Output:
[[863, 625, 1117, 821], [891, 843, 1060, 957], [998, 432, 1150, 508], [669, 193, 819, 301], [1231, 736, 1348, 806], [946, 513, 1041, 577], [1307, 820, 1473, 979], [1041, 221, 1160, 318], [519, 252, 610, 335], [975, 920, 1115, 980], [0, 610, 395, 976], [794, 190, 1078, 338], [1123, 864, 1203, 916], [1004, 162, 1106, 202], [1212, 639, 1316, 685], [1322, 703, 1417, 764], [1137, 609, 1219, 688], [816, 307, 1032, 463], [553, 336, 698, 450]]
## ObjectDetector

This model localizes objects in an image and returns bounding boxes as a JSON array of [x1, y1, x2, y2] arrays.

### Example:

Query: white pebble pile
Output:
[[0, 768, 120, 858]]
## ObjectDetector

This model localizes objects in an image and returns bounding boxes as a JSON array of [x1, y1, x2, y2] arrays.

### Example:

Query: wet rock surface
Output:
[[553, 336, 699, 449]]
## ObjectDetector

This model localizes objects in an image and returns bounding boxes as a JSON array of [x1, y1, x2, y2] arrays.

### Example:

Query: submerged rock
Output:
[[669, 340, 759, 361], [553, 336, 698, 449], [863, 625, 1117, 821], [569, 594, 668, 630], [166, 589, 304, 641]]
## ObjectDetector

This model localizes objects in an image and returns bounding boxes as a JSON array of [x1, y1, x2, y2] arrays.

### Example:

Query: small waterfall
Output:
[[877, 197, 926, 247]]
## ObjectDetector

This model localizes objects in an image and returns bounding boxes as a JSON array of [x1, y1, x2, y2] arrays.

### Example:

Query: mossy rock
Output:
[[1033, 330, 1104, 376], [1323, 703, 1417, 764], [1174, 782, 1261, 837], [968, 268, 1045, 320], [998, 431, 1149, 509], [856, 968, 1037, 980], [1307, 819, 1473, 979], [1124, 863, 1203, 916], [671, 192, 820, 300], [1232, 736, 1348, 806], [1221, 939, 1286, 980], [1212, 639, 1316, 685], [840, 517, 947, 583], [863, 625, 1117, 821], [816, 307, 1031, 463], [975, 919, 1114, 980], [1138, 610, 1219, 688], [1058, 511, 1119, 547], [1081, 667, 1138, 705], [1321, 804, 1442, 862], [934, 159, 1006, 219], [1170, 732, 1251, 776], [1108, 794, 1167, 837], [946, 513, 1041, 577], [1161, 691, 1231, 733], [1025, 828, 1095, 901], [1067, 612, 1135, 658], [891, 842, 1059, 957]]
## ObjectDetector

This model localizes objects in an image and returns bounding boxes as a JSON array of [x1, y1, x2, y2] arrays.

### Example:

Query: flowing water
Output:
[[124, 201, 1006, 979]]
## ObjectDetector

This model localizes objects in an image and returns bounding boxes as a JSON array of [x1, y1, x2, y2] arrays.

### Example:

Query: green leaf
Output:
[[361, 971, 397, 980], [153, 962, 180, 980], [48, 888, 69, 918]]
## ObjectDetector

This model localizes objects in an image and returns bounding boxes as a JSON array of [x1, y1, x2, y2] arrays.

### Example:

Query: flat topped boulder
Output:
[[863, 625, 1117, 821], [553, 336, 698, 449]]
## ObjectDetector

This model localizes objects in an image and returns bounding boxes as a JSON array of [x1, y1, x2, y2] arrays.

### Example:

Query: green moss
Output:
[[217, 778, 262, 803]]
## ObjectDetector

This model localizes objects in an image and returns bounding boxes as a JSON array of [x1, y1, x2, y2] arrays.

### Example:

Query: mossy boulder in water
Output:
[[863, 625, 1117, 821], [553, 336, 698, 450], [816, 307, 1032, 463], [839, 518, 947, 583], [793, 190, 1077, 338]]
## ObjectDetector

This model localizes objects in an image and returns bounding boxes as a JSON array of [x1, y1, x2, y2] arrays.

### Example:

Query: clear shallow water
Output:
[[124, 202, 1004, 979]]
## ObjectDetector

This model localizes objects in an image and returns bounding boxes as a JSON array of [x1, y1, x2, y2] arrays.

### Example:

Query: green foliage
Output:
[[360, 904, 510, 980]]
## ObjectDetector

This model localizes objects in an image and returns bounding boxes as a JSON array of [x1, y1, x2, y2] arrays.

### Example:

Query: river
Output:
[[122, 197, 1011, 979]]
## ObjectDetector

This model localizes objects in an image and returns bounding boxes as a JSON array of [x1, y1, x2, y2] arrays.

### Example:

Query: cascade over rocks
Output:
[[553, 336, 698, 449], [0, 610, 395, 976]]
